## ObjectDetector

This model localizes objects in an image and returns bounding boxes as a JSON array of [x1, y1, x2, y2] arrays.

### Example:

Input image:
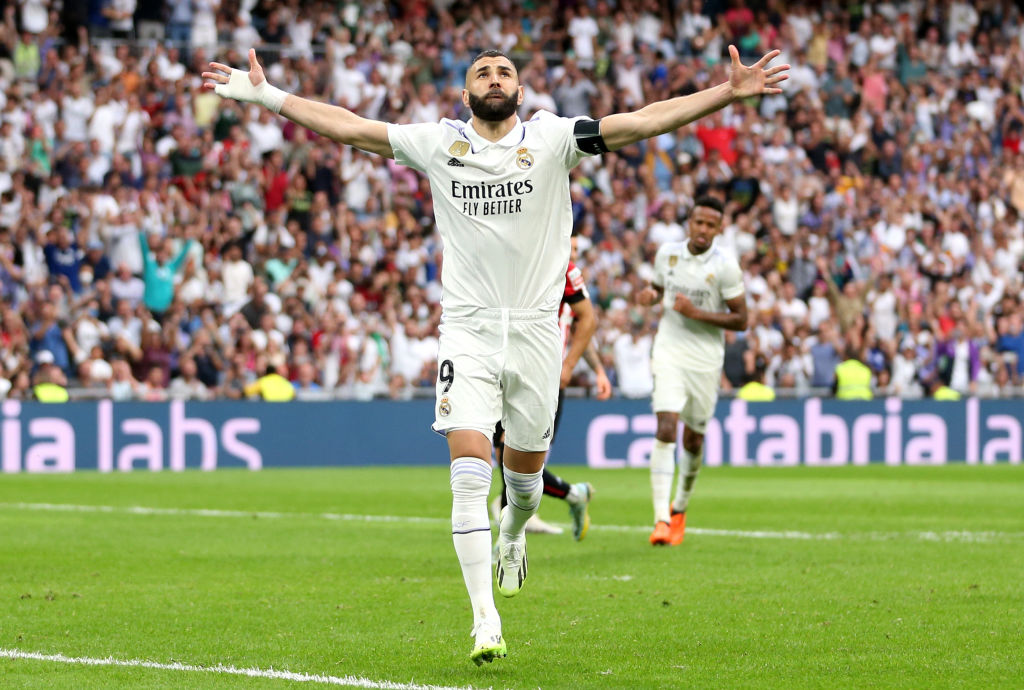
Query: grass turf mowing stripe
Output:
[[2, 501, 1022, 543], [0, 648, 479, 690]]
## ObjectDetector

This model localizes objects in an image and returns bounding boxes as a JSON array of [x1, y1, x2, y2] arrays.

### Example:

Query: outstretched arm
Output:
[[202, 49, 394, 159], [600, 46, 788, 151], [169, 239, 195, 273], [138, 232, 151, 264]]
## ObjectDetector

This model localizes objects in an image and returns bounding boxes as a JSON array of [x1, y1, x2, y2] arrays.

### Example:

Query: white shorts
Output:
[[433, 309, 561, 453], [651, 357, 720, 434]]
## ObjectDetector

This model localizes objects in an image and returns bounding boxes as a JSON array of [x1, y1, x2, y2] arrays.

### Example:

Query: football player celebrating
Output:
[[203, 45, 786, 664], [636, 196, 748, 546]]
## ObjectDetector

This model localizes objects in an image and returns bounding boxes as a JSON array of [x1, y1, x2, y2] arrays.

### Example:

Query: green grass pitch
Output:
[[1, 464, 1022, 689]]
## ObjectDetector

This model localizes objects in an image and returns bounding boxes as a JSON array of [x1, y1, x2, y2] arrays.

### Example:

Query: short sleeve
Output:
[[564, 263, 588, 302], [530, 110, 592, 170], [651, 245, 670, 288], [719, 256, 745, 301], [386, 122, 441, 173]]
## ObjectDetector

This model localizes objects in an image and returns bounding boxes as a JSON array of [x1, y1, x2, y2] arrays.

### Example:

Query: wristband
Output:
[[257, 81, 288, 114]]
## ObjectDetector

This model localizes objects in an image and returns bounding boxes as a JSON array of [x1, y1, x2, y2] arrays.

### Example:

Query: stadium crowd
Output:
[[1, 0, 1023, 402]]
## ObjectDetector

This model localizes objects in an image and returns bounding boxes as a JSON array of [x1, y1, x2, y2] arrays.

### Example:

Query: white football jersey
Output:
[[387, 111, 592, 315], [652, 240, 744, 371]]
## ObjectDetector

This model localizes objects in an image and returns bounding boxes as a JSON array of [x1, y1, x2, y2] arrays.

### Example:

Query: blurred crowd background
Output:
[[1, 0, 1023, 401]]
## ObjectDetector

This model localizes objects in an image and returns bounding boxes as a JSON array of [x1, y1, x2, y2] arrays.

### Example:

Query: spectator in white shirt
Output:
[[88, 88, 125, 156], [807, 280, 833, 330], [648, 203, 685, 246], [168, 357, 211, 400], [947, 32, 979, 70], [566, 6, 599, 68], [773, 185, 800, 236], [520, 75, 558, 118], [109, 263, 145, 307], [891, 339, 924, 397], [332, 53, 367, 110], [104, 0, 137, 39], [613, 319, 654, 398], [869, 21, 898, 71], [246, 108, 284, 160], [867, 274, 898, 342], [776, 282, 809, 325], [405, 83, 440, 125], [221, 242, 254, 316], [61, 82, 94, 144], [615, 52, 646, 108]]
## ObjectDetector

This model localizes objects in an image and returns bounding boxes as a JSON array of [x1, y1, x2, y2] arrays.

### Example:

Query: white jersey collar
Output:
[[465, 116, 526, 152]]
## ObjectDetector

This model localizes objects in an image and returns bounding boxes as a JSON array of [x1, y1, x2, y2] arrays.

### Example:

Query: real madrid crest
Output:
[[705, 273, 715, 284], [516, 147, 534, 170], [439, 397, 452, 417], [668, 255, 678, 267], [448, 141, 470, 157]]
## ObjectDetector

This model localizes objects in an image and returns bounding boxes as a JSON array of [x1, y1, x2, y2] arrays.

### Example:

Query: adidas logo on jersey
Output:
[[541, 427, 551, 440], [447, 157, 464, 167]]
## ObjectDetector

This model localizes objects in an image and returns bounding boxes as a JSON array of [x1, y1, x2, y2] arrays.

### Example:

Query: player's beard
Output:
[[468, 89, 519, 122]]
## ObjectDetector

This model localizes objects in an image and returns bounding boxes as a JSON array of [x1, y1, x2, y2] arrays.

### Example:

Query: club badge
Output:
[[516, 147, 534, 170], [439, 397, 451, 417]]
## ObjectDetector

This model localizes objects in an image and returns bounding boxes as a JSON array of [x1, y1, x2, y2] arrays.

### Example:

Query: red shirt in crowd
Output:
[[696, 124, 738, 165]]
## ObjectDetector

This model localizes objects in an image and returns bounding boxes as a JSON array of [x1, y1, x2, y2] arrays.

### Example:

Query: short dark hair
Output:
[[469, 50, 514, 70], [693, 195, 725, 215]]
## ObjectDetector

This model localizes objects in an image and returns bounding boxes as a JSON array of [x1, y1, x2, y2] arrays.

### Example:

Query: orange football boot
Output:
[[649, 520, 671, 546], [669, 511, 686, 545]]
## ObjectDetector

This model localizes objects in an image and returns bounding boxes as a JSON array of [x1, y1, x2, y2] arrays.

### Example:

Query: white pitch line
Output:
[[0, 648, 480, 690], [0, 502, 1020, 543], [0, 501, 451, 525]]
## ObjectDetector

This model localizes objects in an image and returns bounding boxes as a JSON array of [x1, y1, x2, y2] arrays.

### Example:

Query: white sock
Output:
[[500, 466, 543, 541], [671, 447, 703, 514], [450, 457, 499, 629], [650, 440, 675, 523]]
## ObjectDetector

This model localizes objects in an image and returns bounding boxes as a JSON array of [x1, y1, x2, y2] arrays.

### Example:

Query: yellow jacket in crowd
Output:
[[244, 372, 296, 402], [834, 359, 873, 400], [736, 381, 776, 401]]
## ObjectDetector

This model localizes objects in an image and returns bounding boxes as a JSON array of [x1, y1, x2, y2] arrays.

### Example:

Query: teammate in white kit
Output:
[[203, 46, 787, 665], [636, 196, 748, 547]]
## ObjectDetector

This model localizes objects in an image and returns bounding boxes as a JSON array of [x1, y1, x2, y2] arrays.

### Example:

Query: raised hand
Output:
[[728, 45, 790, 99], [201, 49, 262, 95], [200, 49, 286, 112]]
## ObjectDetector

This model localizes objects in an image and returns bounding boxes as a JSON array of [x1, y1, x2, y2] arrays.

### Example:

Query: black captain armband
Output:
[[573, 119, 609, 155]]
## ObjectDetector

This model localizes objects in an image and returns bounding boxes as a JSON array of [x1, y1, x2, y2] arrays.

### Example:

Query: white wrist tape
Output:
[[214, 69, 288, 114]]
